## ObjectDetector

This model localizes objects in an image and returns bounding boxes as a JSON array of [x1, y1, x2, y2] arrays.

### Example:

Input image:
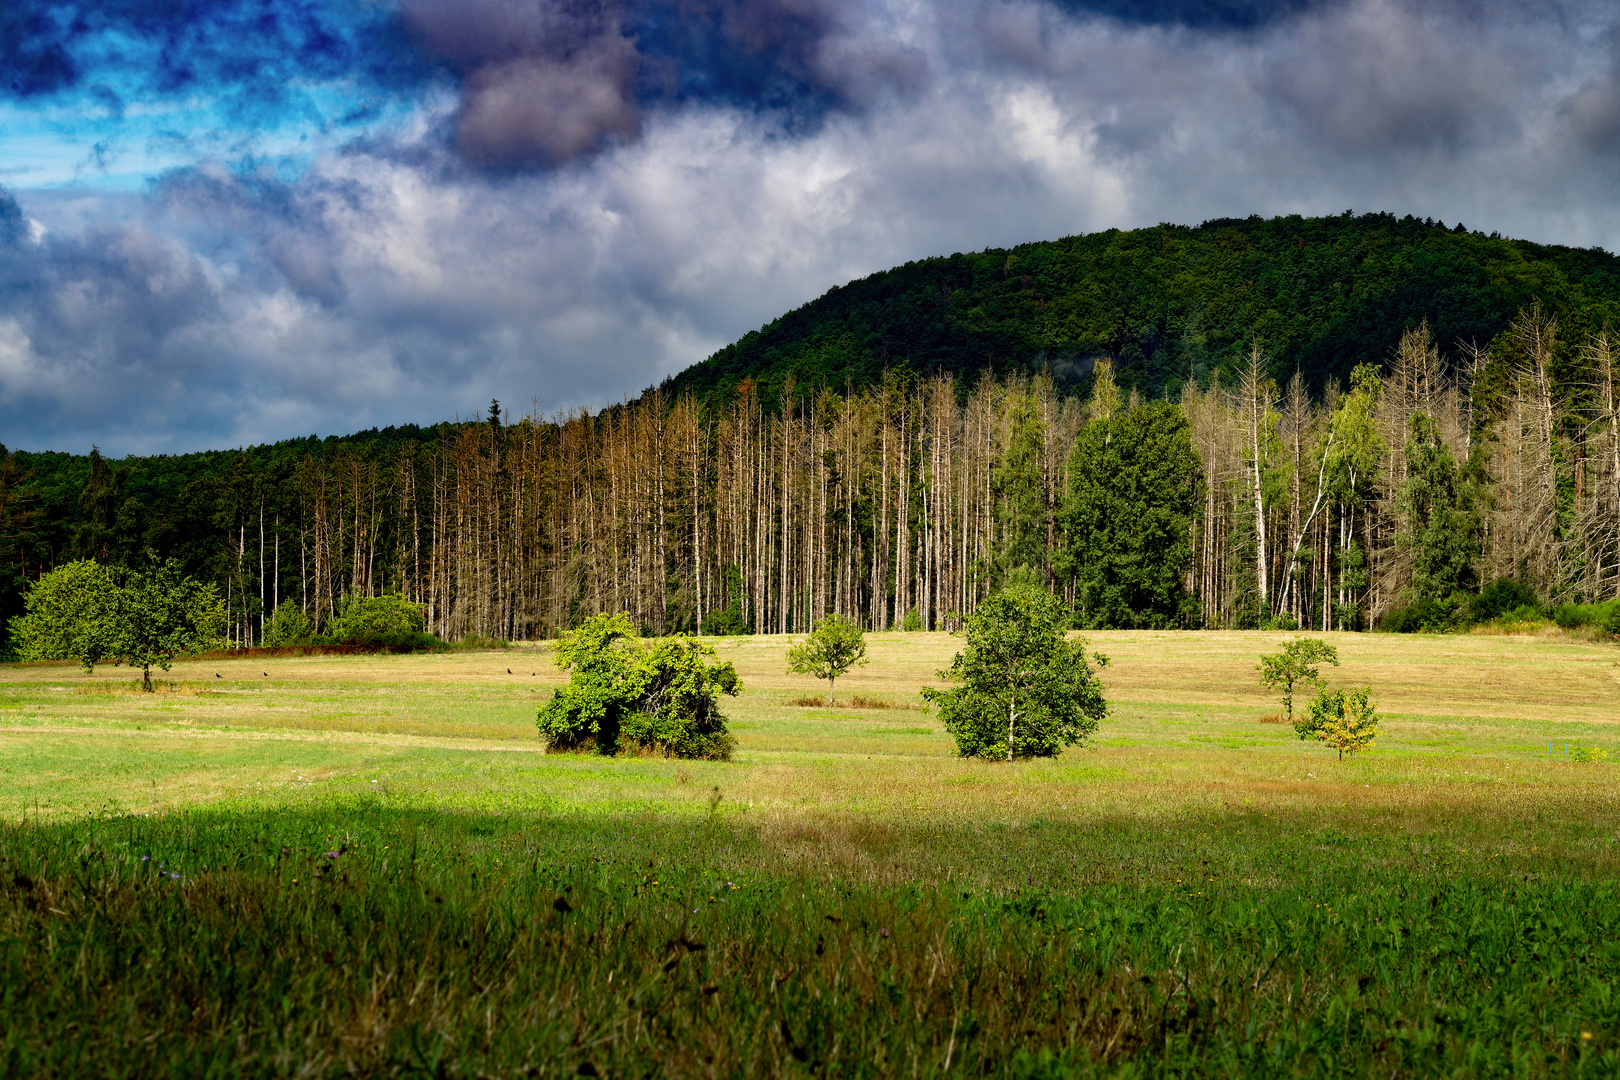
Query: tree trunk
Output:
[[1007, 695, 1016, 762]]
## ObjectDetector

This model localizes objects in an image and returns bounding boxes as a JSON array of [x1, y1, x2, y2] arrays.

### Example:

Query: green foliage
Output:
[[9, 559, 116, 661], [1553, 599, 1620, 633], [77, 559, 228, 691], [1379, 596, 1469, 634], [1470, 578, 1542, 623], [1057, 401, 1201, 628], [326, 593, 426, 646], [1256, 638, 1340, 725], [261, 599, 314, 647], [922, 584, 1108, 760], [785, 613, 868, 706], [1397, 413, 1482, 604], [1296, 685, 1380, 759], [900, 608, 923, 632], [538, 614, 740, 759], [665, 213, 1620, 409]]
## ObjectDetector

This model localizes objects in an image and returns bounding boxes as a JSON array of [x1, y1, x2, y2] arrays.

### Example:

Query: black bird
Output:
[[263, 672, 269, 677], [214, 673, 221, 678], [507, 668, 512, 674]]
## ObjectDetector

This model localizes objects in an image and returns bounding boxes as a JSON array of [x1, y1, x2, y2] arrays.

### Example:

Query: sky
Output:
[[3, 0, 1620, 455]]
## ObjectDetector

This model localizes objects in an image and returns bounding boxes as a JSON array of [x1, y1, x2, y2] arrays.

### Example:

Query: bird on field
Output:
[[263, 672, 269, 677], [507, 668, 512, 674], [214, 673, 221, 678]]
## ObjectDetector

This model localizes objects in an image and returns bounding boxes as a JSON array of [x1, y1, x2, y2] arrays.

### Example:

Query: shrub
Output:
[[1296, 685, 1380, 760], [1471, 578, 1541, 623], [1554, 599, 1620, 633], [538, 614, 740, 759], [1380, 596, 1466, 633], [327, 594, 426, 645], [900, 608, 924, 632], [262, 600, 313, 646]]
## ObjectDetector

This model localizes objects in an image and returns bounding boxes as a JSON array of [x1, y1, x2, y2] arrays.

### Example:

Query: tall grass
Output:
[[2, 803, 1617, 1077]]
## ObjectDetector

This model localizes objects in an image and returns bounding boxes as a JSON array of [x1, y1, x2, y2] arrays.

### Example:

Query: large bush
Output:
[[1470, 578, 1542, 623], [538, 614, 740, 759], [326, 594, 427, 646], [262, 600, 314, 646], [9, 560, 115, 661]]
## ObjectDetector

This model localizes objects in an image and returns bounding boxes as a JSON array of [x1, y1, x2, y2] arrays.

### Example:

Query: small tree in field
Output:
[[1297, 685, 1379, 759], [538, 614, 740, 759], [786, 613, 867, 706], [922, 583, 1108, 760], [78, 559, 227, 691], [1257, 638, 1339, 725]]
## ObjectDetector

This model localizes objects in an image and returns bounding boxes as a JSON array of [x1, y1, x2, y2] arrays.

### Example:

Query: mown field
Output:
[[1, 630, 1618, 1077]]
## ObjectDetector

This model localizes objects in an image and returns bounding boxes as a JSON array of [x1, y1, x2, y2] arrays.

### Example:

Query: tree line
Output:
[[2, 303, 1617, 650]]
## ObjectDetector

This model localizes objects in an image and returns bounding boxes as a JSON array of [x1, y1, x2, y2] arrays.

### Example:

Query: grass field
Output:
[[2, 630, 1619, 1076]]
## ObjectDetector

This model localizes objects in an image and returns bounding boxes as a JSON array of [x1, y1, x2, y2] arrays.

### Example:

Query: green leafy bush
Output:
[[1380, 596, 1467, 633], [1553, 600, 1620, 633], [1295, 685, 1380, 760], [262, 600, 314, 646], [538, 614, 740, 759], [327, 594, 427, 646], [1470, 578, 1541, 623]]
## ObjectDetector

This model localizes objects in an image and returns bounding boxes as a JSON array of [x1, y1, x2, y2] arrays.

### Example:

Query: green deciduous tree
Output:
[[922, 583, 1108, 761], [1296, 685, 1379, 759], [78, 559, 227, 691], [1256, 638, 1340, 726], [9, 559, 116, 661], [786, 612, 868, 706], [1057, 400, 1201, 628], [538, 614, 740, 759]]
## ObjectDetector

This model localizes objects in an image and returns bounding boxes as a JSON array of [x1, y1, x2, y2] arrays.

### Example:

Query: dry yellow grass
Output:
[[1, 631, 1617, 848]]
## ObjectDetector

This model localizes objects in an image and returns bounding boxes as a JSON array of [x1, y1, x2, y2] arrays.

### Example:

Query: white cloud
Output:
[[6, 0, 1620, 453]]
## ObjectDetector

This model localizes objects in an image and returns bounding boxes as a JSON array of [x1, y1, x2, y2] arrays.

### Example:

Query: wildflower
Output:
[[879, 928, 890, 938], [141, 856, 149, 862], [1583, 1032, 1594, 1041]]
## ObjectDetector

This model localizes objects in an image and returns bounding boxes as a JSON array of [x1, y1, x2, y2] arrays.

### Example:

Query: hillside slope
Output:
[[663, 212, 1620, 406]]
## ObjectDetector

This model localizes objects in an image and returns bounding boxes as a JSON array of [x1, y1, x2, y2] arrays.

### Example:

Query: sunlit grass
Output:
[[1, 631, 1618, 1074]]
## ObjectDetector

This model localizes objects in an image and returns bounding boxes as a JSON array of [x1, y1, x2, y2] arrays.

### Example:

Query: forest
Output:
[[2, 214, 1619, 651]]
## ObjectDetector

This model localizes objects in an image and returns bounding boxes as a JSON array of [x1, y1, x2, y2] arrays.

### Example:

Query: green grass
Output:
[[1, 631, 1619, 1076]]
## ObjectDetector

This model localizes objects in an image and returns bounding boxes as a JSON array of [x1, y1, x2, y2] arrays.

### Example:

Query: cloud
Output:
[[4, 0, 1620, 454]]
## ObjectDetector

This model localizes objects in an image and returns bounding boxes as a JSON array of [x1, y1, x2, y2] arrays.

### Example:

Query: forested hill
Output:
[[664, 212, 1620, 407]]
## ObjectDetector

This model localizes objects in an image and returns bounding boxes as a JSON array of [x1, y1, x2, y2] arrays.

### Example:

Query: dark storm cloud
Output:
[[2, 0, 927, 171], [398, 0, 928, 168]]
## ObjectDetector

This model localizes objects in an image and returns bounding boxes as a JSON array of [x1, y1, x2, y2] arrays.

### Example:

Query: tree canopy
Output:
[[1057, 400, 1201, 628], [537, 614, 740, 759], [785, 613, 868, 706], [923, 583, 1108, 760]]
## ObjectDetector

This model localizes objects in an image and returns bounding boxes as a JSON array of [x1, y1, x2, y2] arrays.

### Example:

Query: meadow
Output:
[[1, 629, 1619, 1077]]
